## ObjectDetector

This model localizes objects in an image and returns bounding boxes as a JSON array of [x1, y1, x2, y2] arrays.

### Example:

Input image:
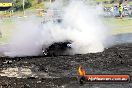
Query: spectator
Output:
[[118, 3, 123, 18]]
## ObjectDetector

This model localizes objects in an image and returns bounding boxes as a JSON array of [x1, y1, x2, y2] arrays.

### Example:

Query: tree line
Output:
[[13, 0, 44, 11]]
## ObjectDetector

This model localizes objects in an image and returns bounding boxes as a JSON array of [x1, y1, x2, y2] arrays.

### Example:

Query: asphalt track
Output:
[[0, 33, 132, 88]]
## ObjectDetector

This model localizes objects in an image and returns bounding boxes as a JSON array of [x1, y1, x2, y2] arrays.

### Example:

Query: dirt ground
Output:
[[0, 34, 132, 88]]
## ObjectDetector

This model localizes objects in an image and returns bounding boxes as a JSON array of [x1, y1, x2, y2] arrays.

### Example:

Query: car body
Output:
[[42, 40, 72, 56]]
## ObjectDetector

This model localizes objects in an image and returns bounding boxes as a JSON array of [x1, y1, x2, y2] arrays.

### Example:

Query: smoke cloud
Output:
[[3, 0, 111, 57]]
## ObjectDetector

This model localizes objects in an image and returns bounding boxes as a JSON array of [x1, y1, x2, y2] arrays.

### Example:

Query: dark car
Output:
[[42, 40, 72, 56]]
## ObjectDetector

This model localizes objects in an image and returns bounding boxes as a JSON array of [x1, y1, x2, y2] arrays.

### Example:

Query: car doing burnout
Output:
[[42, 40, 72, 56]]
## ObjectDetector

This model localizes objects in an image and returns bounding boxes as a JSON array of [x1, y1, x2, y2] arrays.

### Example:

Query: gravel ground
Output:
[[0, 34, 132, 88]]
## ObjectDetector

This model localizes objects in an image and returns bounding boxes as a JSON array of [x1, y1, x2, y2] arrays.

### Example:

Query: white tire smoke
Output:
[[3, 0, 110, 57]]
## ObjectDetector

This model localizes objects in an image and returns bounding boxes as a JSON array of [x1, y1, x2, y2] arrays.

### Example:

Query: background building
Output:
[[0, 0, 13, 11]]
